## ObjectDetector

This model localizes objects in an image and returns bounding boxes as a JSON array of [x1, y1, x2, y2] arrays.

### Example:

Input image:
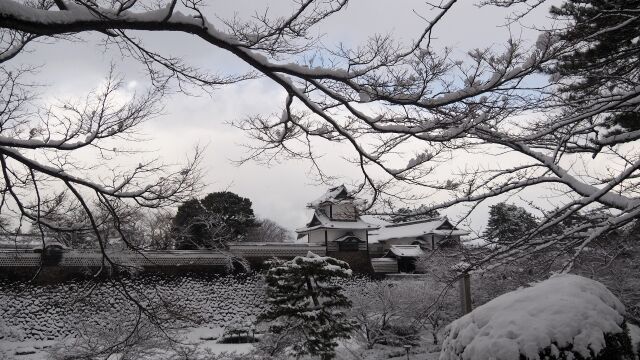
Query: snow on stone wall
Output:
[[0, 274, 268, 341], [0, 274, 374, 342], [439, 274, 629, 360]]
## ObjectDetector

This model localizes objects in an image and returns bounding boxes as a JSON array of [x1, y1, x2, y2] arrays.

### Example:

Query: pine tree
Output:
[[483, 203, 538, 245], [550, 0, 640, 131], [173, 192, 257, 249], [260, 252, 355, 360]]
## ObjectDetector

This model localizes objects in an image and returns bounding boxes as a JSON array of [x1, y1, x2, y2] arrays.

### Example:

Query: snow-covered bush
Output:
[[48, 315, 170, 360], [440, 274, 635, 360], [381, 323, 421, 347], [346, 279, 457, 349]]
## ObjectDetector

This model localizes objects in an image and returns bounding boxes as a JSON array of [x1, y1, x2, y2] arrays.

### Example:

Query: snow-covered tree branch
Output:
[[1, 0, 638, 269], [0, 63, 202, 267]]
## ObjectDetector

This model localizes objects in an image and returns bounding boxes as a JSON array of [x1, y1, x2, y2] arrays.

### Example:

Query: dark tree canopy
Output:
[[173, 199, 207, 250], [551, 0, 640, 132], [483, 203, 538, 245], [173, 192, 256, 249], [200, 191, 257, 238]]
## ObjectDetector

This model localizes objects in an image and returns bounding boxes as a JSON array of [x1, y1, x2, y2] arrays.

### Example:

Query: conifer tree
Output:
[[550, 0, 640, 131], [483, 203, 538, 245], [173, 192, 257, 249], [260, 252, 355, 360]]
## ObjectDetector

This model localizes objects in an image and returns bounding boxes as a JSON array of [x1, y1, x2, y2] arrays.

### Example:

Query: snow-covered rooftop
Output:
[[296, 211, 378, 233], [359, 215, 391, 227], [368, 217, 469, 243], [385, 245, 424, 258], [432, 229, 470, 236], [0, 234, 44, 248], [440, 274, 627, 360], [0, 239, 41, 248], [299, 187, 470, 241], [307, 185, 353, 208]]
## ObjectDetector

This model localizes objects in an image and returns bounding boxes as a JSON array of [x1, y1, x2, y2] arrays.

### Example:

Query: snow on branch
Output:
[[1, 0, 639, 270]]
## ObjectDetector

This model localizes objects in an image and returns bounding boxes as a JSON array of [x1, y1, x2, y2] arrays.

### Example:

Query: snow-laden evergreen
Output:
[[260, 252, 355, 360]]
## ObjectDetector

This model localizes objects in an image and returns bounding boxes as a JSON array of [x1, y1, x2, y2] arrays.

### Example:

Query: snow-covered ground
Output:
[[2, 274, 638, 359], [0, 274, 375, 359], [0, 326, 254, 360], [0, 274, 267, 359], [0, 326, 447, 360]]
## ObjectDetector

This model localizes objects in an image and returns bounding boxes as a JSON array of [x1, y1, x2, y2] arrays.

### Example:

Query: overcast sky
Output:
[[13, 0, 561, 236]]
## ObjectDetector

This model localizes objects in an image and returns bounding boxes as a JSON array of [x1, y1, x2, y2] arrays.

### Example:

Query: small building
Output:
[[367, 217, 470, 257], [296, 185, 378, 272], [0, 186, 471, 279], [383, 245, 425, 273], [297, 185, 470, 273]]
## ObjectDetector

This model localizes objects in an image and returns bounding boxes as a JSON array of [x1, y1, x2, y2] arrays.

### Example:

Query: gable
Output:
[[436, 219, 455, 230], [334, 187, 350, 200], [307, 214, 322, 227]]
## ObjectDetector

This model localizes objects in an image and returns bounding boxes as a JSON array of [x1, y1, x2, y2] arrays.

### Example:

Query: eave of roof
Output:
[[367, 216, 470, 243], [296, 222, 379, 233], [296, 210, 380, 233], [334, 234, 365, 242], [385, 245, 424, 258]]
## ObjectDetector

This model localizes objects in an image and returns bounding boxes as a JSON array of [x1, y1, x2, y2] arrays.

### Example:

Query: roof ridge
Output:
[[383, 216, 444, 228]]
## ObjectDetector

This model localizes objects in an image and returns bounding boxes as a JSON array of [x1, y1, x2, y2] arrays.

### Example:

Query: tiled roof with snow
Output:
[[385, 245, 424, 258], [296, 211, 379, 233], [0, 234, 62, 249], [432, 229, 470, 236], [307, 185, 353, 208], [368, 217, 469, 243], [0, 239, 41, 248], [359, 215, 392, 227]]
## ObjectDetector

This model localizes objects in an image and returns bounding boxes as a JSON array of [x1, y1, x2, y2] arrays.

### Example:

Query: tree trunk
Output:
[[305, 275, 320, 307]]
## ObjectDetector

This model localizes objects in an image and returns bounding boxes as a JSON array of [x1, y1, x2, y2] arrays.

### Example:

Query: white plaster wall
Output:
[[307, 230, 326, 244]]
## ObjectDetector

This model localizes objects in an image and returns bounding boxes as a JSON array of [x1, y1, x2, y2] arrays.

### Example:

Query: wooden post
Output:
[[459, 272, 472, 314]]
